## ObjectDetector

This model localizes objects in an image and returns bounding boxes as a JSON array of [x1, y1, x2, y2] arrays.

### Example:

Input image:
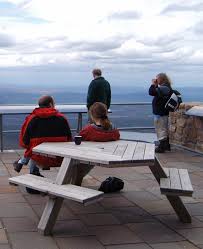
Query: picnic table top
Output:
[[33, 140, 155, 166]]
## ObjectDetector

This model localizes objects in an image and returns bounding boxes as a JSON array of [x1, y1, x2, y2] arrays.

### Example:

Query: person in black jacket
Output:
[[149, 73, 173, 153], [87, 69, 111, 110]]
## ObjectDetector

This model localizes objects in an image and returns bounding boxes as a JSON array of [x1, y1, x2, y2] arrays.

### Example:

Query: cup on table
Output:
[[74, 135, 82, 145]]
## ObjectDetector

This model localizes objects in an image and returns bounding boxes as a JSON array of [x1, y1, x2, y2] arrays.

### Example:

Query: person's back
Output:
[[20, 95, 72, 167], [87, 69, 111, 110], [80, 102, 120, 141]]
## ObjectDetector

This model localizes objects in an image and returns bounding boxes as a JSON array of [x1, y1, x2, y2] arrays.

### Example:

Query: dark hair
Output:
[[92, 68, 102, 77], [89, 102, 111, 130], [38, 95, 54, 108]]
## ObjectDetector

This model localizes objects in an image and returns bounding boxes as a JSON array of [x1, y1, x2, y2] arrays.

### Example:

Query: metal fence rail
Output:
[[0, 102, 153, 152]]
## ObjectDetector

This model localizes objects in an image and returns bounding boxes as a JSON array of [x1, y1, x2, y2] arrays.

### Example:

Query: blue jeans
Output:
[[18, 156, 30, 165], [29, 159, 40, 174]]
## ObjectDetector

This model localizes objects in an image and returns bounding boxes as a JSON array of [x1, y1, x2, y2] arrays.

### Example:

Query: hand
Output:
[[152, 79, 158, 85]]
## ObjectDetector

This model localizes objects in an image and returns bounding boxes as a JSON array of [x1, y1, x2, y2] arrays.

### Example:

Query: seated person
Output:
[[74, 102, 120, 186], [13, 95, 72, 181], [79, 102, 120, 141]]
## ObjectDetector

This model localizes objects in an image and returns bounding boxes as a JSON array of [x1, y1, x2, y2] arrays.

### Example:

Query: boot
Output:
[[26, 171, 44, 194], [155, 139, 166, 153], [13, 160, 23, 173], [165, 137, 171, 151]]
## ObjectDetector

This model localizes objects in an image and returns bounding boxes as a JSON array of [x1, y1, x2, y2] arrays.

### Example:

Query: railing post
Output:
[[77, 113, 83, 133], [0, 114, 3, 152]]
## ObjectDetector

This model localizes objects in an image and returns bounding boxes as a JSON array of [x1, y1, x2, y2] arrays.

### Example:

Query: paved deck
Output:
[[0, 148, 203, 249]]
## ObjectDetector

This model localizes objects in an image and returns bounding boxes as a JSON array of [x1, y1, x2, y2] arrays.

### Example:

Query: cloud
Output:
[[161, 2, 203, 14], [107, 11, 141, 21], [0, 33, 15, 47], [1, 0, 203, 86], [193, 21, 203, 34]]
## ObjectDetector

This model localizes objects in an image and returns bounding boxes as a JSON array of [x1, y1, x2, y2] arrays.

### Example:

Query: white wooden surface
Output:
[[9, 174, 103, 204], [160, 168, 193, 196], [33, 141, 155, 166]]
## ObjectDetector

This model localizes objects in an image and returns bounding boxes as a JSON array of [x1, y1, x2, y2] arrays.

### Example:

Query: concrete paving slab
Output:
[[55, 236, 105, 249], [127, 222, 184, 243]]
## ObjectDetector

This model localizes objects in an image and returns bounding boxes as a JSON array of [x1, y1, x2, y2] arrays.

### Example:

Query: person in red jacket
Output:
[[13, 95, 72, 180], [74, 102, 120, 186], [79, 102, 120, 141]]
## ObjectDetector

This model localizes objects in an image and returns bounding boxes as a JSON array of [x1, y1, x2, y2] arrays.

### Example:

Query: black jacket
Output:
[[149, 83, 172, 116], [87, 76, 111, 109]]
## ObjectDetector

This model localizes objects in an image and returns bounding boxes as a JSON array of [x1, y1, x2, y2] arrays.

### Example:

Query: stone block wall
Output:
[[169, 102, 203, 153]]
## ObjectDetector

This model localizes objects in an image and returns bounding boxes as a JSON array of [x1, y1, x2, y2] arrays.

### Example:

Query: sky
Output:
[[0, 0, 203, 89]]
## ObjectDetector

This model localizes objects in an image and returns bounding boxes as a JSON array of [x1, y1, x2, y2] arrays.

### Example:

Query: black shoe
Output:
[[32, 171, 44, 177], [13, 160, 23, 173], [26, 172, 44, 194], [155, 140, 166, 153], [26, 187, 41, 194]]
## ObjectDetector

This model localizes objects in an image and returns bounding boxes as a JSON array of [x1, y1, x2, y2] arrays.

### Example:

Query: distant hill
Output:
[[0, 85, 202, 104]]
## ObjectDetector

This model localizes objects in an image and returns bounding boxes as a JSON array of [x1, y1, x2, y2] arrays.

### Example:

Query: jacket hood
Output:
[[32, 107, 58, 118]]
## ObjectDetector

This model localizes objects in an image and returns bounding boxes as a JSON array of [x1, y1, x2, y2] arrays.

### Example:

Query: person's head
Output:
[[92, 68, 102, 79], [156, 73, 172, 86], [38, 95, 55, 108], [89, 102, 111, 130]]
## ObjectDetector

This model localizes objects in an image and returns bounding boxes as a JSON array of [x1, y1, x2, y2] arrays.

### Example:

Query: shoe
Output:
[[26, 172, 44, 194], [26, 187, 41, 194], [32, 171, 44, 177], [165, 137, 171, 151], [155, 140, 166, 153], [13, 160, 23, 173]]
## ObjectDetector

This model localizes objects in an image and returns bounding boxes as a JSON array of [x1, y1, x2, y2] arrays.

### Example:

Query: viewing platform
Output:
[[0, 102, 202, 248], [0, 146, 203, 249]]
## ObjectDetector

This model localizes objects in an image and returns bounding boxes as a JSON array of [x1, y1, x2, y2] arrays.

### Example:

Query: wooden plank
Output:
[[55, 157, 75, 185], [133, 142, 146, 160], [179, 169, 193, 192], [167, 196, 191, 223], [169, 168, 182, 190], [163, 167, 169, 177], [9, 174, 103, 204], [38, 198, 63, 235], [122, 142, 137, 160], [33, 144, 121, 165], [38, 157, 75, 235], [160, 177, 171, 190], [144, 143, 155, 160], [113, 144, 128, 157]]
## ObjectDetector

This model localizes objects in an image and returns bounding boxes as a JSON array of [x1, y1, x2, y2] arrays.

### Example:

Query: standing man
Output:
[[87, 68, 111, 110]]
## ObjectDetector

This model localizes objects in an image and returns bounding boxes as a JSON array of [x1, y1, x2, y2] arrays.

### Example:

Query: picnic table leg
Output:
[[38, 157, 76, 235], [167, 196, 191, 223], [72, 163, 94, 186], [149, 156, 191, 223]]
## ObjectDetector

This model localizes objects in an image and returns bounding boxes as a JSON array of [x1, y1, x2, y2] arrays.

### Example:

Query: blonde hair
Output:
[[156, 73, 172, 86], [89, 102, 111, 130]]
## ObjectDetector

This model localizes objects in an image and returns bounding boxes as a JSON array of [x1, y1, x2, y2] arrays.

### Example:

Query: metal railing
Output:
[[0, 102, 154, 151]]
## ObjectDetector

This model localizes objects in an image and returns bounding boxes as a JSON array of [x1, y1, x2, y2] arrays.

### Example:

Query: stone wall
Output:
[[169, 103, 203, 153]]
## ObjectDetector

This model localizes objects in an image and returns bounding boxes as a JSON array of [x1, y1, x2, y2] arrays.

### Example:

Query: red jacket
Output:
[[20, 107, 72, 167], [79, 124, 120, 142]]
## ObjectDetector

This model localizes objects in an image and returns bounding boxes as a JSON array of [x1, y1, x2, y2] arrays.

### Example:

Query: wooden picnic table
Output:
[[9, 140, 193, 235]]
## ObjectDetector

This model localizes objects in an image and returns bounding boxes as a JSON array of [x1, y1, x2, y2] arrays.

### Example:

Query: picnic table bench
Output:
[[9, 140, 193, 235]]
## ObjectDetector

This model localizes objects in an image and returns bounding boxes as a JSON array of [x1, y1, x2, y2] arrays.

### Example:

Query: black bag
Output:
[[165, 89, 182, 112], [98, 177, 124, 193]]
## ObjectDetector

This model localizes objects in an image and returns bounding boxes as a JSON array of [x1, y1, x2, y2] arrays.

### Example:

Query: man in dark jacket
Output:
[[87, 69, 111, 110], [13, 95, 72, 180]]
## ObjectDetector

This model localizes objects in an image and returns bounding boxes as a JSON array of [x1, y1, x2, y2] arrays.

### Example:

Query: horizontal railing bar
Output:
[[2, 129, 77, 133], [0, 102, 151, 107], [2, 127, 154, 134], [118, 127, 154, 130]]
